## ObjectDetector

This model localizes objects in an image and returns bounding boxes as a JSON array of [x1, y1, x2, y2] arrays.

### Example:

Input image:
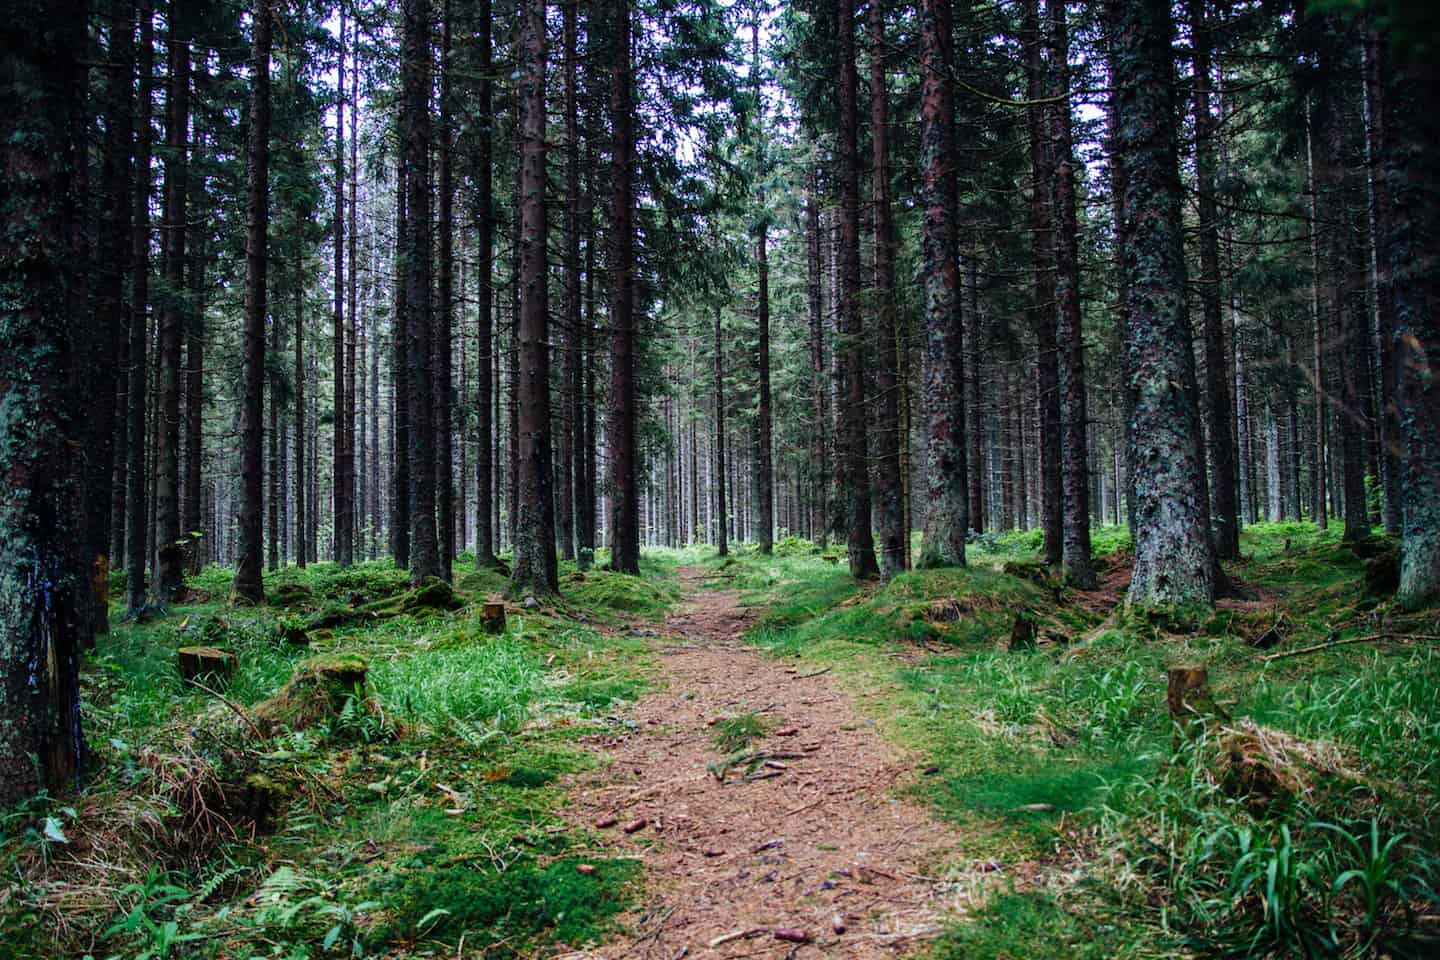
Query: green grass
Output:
[[722, 523, 1440, 957], [712, 711, 769, 752], [5, 555, 664, 960], [370, 634, 542, 733]]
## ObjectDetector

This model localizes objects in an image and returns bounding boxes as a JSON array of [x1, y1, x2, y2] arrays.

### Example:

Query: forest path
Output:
[[562, 567, 958, 959]]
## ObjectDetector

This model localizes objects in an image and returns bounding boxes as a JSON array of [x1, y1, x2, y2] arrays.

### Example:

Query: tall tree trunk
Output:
[[348, 11, 360, 560], [749, 22, 775, 557], [1111, 0, 1215, 610], [715, 305, 728, 557], [1025, 0, 1062, 565], [916, 0, 967, 570], [558, 0, 580, 563], [1383, 34, 1440, 608], [870, 0, 905, 575], [1048, 0, 1095, 586], [332, 3, 353, 566], [182, 164, 205, 576], [805, 175, 829, 549], [232, 0, 272, 605], [435, 0, 455, 578], [391, 162, 410, 567], [97, 0, 137, 633], [1312, 15, 1372, 545], [293, 228, 307, 568], [471, 0, 498, 569], [432, 0, 455, 578], [402, 0, 439, 582], [1362, 24, 1400, 534], [268, 309, 282, 570], [838, 0, 879, 577], [0, 0, 90, 805], [511, 0, 558, 596], [580, 220, 598, 566], [1189, 0, 1239, 559], [125, 0, 155, 613], [155, 0, 191, 603], [606, 0, 641, 574], [1305, 100, 1328, 528]]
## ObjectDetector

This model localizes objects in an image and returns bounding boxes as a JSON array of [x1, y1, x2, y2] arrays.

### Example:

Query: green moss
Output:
[[374, 857, 639, 952]]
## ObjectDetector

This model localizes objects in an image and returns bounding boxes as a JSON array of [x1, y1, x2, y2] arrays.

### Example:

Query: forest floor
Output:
[[2, 524, 1439, 959], [561, 568, 957, 958]]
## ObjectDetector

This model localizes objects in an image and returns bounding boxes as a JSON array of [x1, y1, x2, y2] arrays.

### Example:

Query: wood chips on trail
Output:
[[563, 568, 965, 959]]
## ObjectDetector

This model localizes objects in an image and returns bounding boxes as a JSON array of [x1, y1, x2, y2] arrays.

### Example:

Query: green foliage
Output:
[[370, 635, 541, 733], [712, 711, 768, 752], [374, 857, 639, 952], [924, 892, 1140, 960], [560, 563, 681, 619]]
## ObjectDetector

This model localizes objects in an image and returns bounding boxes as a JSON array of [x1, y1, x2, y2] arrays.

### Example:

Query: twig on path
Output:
[[707, 928, 764, 948], [783, 797, 824, 818], [1263, 633, 1440, 662], [795, 667, 833, 679]]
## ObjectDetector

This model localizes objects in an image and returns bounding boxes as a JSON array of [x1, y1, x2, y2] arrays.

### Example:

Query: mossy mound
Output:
[[268, 582, 315, 608], [562, 568, 680, 617], [360, 577, 464, 618], [255, 654, 369, 732]]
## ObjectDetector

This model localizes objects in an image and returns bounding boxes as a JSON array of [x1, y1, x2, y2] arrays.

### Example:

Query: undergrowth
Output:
[[2, 558, 660, 959], [722, 523, 1440, 958]]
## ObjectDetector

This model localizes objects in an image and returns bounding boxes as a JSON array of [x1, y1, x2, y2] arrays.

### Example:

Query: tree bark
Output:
[[916, 0, 967, 570], [436, 0, 455, 578], [402, 0, 440, 583], [1111, 0, 1216, 610], [232, 0, 272, 605], [606, 0, 641, 574], [1381, 37, 1440, 609], [510, 0, 558, 596], [870, 0, 905, 576], [1024, 0, 1062, 566], [470, 0, 498, 569], [124, 0, 155, 613], [805, 174, 829, 549], [715, 302, 728, 557], [558, 0, 581, 563], [837, 0, 879, 578], [332, 3, 353, 566], [0, 0, 90, 806], [155, 0, 191, 603], [1048, 0, 1095, 587]]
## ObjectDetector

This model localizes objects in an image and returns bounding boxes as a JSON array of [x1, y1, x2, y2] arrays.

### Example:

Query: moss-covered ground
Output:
[[0, 553, 672, 960], [701, 524, 1440, 958], [3, 524, 1436, 958]]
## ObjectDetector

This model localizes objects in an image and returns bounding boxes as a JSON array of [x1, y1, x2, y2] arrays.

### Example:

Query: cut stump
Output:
[[1167, 665, 1216, 746], [482, 602, 507, 634], [177, 646, 238, 688]]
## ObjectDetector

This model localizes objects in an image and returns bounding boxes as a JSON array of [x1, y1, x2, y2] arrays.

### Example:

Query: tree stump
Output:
[[1167, 665, 1214, 747], [482, 602, 507, 634], [177, 646, 239, 688], [1008, 612, 1038, 651]]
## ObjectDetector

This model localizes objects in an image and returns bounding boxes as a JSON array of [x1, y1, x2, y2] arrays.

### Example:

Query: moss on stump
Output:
[[255, 654, 369, 732]]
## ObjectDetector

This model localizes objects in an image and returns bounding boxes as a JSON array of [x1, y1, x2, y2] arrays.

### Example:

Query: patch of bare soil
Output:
[[562, 569, 963, 959]]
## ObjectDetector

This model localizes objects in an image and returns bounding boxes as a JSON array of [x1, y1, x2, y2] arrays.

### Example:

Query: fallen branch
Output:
[[707, 928, 763, 948], [796, 667, 833, 679], [184, 677, 266, 741], [1263, 633, 1440, 663]]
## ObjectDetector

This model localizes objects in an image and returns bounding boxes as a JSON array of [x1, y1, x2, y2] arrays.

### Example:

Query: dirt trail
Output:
[[564, 568, 960, 959]]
